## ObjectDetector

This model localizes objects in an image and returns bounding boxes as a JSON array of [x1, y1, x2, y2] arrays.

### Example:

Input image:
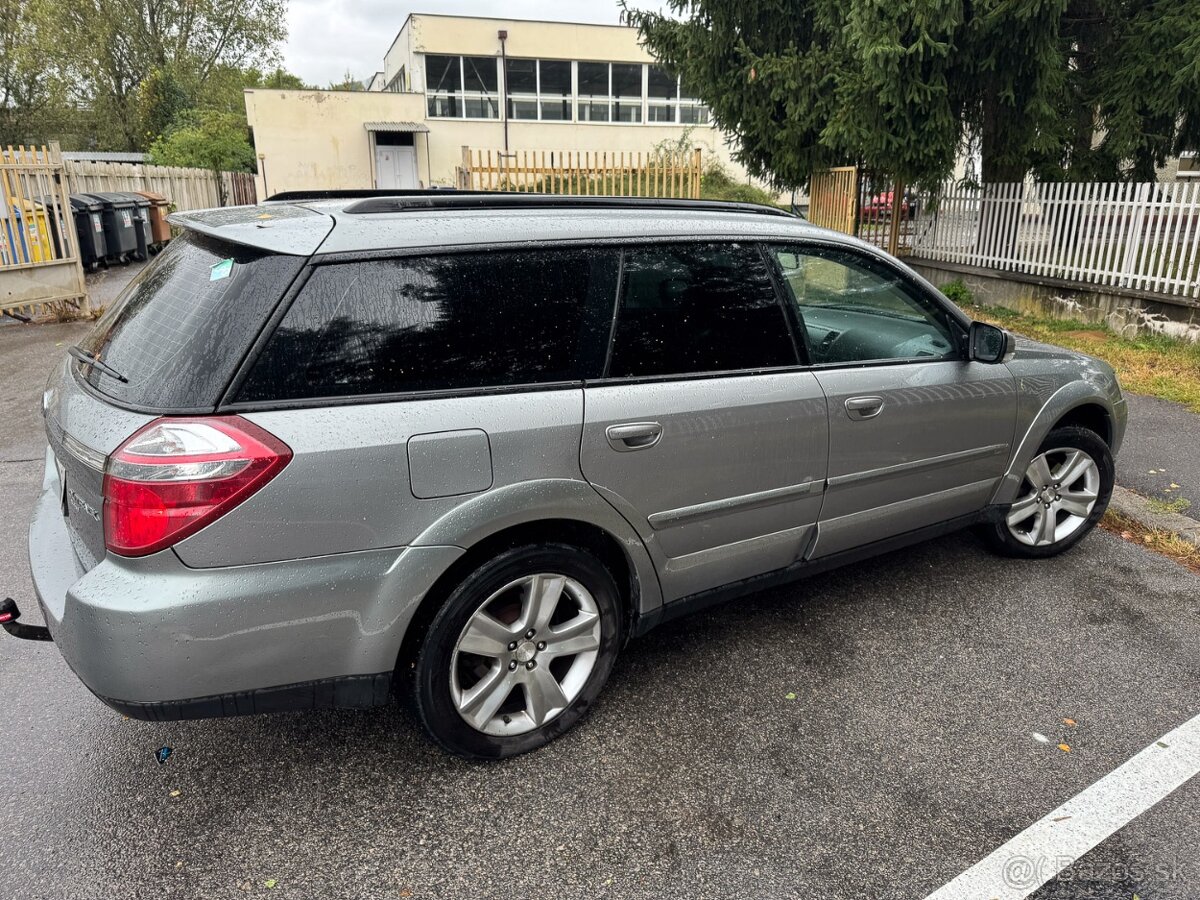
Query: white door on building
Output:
[[375, 145, 418, 189]]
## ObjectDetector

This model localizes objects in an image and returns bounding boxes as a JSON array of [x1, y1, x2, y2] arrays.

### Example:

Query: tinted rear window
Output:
[[237, 248, 618, 402], [76, 232, 303, 410]]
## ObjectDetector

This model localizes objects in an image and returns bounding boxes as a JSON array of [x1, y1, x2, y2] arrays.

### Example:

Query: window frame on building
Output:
[[420, 54, 712, 127], [576, 61, 644, 124], [504, 58, 574, 122], [425, 54, 500, 120], [648, 66, 711, 126], [384, 65, 407, 93]]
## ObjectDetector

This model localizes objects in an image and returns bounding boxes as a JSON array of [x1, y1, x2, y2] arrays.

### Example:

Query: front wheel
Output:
[[413, 544, 622, 759], [982, 425, 1113, 558]]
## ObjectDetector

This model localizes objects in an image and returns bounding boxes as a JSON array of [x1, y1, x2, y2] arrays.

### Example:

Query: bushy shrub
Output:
[[700, 161, 779, 206], [940, 279, 973, 306]]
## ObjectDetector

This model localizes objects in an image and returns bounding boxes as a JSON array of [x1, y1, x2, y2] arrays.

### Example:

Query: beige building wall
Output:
[[245, 89, 748, 197], [245, 89, 430, 197], [245, 13, 764, 199]]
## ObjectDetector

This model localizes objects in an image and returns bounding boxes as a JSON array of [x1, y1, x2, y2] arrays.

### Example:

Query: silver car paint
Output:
[[27, 200, 1127, 713], [30, 460, 463, 702], [581, 372, 827, 601], [809, 360, 1018, 557]]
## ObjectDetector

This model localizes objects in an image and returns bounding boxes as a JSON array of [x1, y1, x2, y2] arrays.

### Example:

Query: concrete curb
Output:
[[1109, 484, 1200, 549]]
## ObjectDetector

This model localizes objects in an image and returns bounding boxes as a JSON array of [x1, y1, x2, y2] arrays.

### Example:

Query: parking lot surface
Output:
[[1, 323, 1197, 899]]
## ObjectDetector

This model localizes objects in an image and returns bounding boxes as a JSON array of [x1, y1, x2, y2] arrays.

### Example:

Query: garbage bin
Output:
[[1, 199, 55, 264], [29, 196, 74, 259], [68, 195, 108, 270], [134, 190, 172, 251], [111, 192, 151, 260], [82, 192, 139, 264]]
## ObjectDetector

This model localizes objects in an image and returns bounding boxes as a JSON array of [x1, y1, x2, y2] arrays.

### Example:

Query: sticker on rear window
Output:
[[209, 258, 234, 281]]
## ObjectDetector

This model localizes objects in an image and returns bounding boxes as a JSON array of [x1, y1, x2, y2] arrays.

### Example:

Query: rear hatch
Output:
[[45, 220, 317, 568]]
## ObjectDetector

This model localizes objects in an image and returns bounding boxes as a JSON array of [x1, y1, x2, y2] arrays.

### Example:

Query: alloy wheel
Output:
[[450, 573, 602, 736], [1006, 447, 1101, 547]]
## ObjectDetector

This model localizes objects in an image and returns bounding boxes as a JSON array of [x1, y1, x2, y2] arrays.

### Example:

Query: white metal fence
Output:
[[909, 181, 1200, 301]]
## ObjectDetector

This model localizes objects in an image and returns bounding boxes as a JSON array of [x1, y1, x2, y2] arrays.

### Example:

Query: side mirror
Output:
[[968, 321, 1015, 363]]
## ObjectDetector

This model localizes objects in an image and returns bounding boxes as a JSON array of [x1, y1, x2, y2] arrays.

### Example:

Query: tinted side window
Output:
[[769, 246, 957, 365], [239, 249, 617, 401], [608, 243, 797, 378]]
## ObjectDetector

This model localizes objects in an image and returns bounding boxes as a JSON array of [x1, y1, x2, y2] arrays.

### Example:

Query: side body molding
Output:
[[408, 478, 665, 616]]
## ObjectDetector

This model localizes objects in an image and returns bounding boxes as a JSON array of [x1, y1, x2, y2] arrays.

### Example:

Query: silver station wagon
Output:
[[12, 193, 1126, 758]]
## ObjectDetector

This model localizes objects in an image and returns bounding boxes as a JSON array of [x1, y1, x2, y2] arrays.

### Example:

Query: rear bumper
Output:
[[28, 461, 463, 718]]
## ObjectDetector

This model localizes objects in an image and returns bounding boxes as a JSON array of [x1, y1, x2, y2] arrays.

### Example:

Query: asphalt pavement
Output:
[[1, 323, 1198, 900], [1117, 394, 1200, 525]]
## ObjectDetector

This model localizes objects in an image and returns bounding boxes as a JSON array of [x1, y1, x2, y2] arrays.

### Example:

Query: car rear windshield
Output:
[[75, 231, 305, 410]]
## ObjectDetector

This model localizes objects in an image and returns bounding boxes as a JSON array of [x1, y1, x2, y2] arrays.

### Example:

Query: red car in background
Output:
[[861, 191, 918, 221]]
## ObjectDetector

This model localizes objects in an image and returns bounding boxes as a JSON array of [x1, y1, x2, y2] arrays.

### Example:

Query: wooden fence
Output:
[[64, 160, 256, 210], [808, 167, 912, 255], [807, 167, 858, 234], [1, 143, 87, 319], [457, 147, 703, 198], [908, 181, 1200, 301]]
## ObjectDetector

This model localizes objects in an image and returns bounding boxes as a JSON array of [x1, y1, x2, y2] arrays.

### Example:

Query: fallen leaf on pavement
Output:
[[264, 879, 277, 889], [1063, 718, 1077, 727], [1058, 743, 1071, 753], [169, 789, 181, 797], [784, 691, 797, 701]]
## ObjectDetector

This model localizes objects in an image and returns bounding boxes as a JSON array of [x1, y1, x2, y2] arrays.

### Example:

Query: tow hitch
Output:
[[0, 598, 53, 642]]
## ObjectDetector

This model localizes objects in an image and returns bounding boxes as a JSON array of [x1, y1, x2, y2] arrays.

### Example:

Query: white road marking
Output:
[[925, 712, 1200, 899]]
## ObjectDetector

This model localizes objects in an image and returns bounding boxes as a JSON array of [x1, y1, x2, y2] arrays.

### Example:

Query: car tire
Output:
[[982, 425, 1113, 559], [413, 544, 622, 760]]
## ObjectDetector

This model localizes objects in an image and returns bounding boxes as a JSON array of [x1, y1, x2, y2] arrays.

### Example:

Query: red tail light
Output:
[[103, 416, 292, 557]]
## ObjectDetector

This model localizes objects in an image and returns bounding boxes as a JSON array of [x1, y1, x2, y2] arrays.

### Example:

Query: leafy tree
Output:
[[51, 0, 287, 150], [149, 109, 255, 201], [0, 0, 72, 145], [137, 68, 193, 148], [250, 67, 314, 91], [1043, 1, 1200, 181], [327, 70, 365, 92], [625, 0, 1200, 187]]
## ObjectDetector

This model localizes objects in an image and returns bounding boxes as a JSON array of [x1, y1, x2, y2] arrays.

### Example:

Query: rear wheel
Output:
[[413, 544, 622, 759], [982, 425, 1113, 558]]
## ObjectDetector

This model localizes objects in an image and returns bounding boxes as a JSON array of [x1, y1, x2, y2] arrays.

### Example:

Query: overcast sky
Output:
[[282, 1, 649, 86]]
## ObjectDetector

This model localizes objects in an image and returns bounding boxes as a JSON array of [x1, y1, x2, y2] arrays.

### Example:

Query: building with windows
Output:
[[244, 12, 751, 197]]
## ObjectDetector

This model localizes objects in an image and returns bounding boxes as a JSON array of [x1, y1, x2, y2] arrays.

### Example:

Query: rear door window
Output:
[[607, 243, 798, 378], [76, 232, 304, 410], [238, 248, 618, 402]]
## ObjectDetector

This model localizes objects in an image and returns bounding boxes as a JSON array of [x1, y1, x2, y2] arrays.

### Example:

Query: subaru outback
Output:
[[12, 192, 1126, 759]]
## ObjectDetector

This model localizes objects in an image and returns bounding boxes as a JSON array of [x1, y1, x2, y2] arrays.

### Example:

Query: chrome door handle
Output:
[[606, 422, 663, 451], [845, 396, 884, 420]]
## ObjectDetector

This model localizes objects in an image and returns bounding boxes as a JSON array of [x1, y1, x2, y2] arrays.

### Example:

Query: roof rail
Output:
[[266, 189, 795, 218], [265, 188, 471, 202]]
